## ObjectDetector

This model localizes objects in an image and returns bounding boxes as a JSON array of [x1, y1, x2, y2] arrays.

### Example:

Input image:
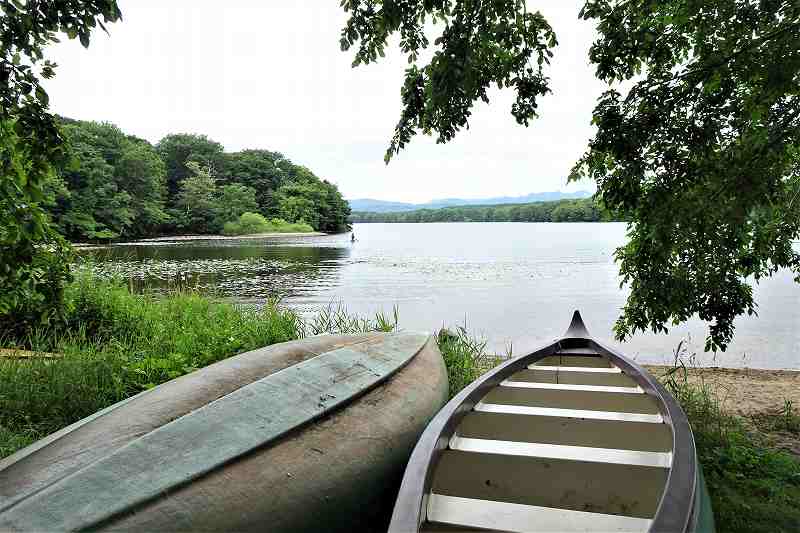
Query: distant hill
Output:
[[347, 199, 419, 213], [348, 191, 591, 213]]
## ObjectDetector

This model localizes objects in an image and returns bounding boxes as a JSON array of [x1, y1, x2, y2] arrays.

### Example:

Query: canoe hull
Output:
[[111, 334, 448, 532], [0, 333, 449, 532]]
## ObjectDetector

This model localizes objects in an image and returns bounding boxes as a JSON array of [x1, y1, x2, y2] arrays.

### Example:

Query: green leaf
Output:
[[35, 86, 49, 107]]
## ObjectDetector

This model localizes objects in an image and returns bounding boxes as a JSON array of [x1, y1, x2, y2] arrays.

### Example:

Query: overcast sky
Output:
[[44, 1, 606, 203]]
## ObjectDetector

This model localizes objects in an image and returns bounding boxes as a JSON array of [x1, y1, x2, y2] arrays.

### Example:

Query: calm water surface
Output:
[[86, 223, 800, 369]]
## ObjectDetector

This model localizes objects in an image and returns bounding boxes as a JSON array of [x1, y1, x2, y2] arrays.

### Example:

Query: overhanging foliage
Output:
[[342, 0, 800, 351]]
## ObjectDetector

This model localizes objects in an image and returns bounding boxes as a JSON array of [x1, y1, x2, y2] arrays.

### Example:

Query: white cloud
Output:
[[44, 0, 604, 203]]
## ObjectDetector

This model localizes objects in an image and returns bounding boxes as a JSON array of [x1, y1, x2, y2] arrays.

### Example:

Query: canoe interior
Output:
[[409, 324, 686, 533], [430, 451, 668, 518], [456, 412, 672, 452]]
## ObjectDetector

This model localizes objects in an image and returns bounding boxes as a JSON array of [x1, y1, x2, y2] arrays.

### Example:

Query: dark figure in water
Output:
[[351, 232, 356, 242]]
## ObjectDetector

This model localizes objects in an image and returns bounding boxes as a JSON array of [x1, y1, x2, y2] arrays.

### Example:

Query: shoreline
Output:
[[72, 231, 328, 248], [130, 232, 328, 242], [644, 365, 800, 416]]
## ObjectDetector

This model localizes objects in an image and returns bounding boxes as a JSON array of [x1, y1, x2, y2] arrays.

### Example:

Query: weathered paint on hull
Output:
[[0, 333, 449, 532]]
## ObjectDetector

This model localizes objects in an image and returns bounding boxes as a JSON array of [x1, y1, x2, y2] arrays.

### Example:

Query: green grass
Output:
[[0, 275, 304, 455], [658, 364, 800, 533], [302, 301, 398, 336], [0, 279, 401, 460], [436, 327, 500, 398]]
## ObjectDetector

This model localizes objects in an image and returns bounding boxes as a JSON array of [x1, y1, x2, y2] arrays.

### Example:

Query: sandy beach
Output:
[[645, 365, 800, 456], [645, 365, 800, 416]]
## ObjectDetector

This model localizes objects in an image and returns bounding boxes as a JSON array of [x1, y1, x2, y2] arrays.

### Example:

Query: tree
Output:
[[318, 180, 351, 233], [1, 1, 121, 332], [156, 133, 224, 205], [0, 122, 73, 334], [115, 141, 169, 236], [340, 0, 557, 163], [57, 139, 132, 240], [348, 198, 605, 223], [342, 0, 800, 351], [222, 150, 286, 215], [39, 118, 350, 240], [571, 1, 800, 350], [49, 120, 168, 241], [276, 182, 320, 229], [275, 178, 351, 233], [174, 162, 218, 234], [214, 183, 258, 228]]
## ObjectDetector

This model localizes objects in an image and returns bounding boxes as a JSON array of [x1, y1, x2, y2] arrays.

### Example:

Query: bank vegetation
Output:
[[349, 197, 617, 224], [46, 118, 350, 242]]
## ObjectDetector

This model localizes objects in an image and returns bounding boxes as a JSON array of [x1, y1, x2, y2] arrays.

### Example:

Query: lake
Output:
[[84, 222, 800, 370]]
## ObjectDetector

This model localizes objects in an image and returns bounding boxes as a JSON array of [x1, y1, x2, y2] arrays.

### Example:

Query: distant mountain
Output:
[[347, 199, 419, 213], [348, 191, 592, 213]]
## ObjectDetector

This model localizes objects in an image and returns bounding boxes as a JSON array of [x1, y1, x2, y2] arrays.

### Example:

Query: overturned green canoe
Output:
[[0, 332, 448, 532]]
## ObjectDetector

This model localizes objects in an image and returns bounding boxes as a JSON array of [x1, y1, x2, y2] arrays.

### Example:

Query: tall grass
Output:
[[303, 301, 398, 336], [0, 275, 303, 458], [0, 279, 408, 459], [657, 360, 800, 533], [752, 399, 800, 435], [436, 327, 500, 398]]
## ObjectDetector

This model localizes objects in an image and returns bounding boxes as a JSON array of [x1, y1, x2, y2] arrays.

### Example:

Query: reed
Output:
[[302, 301, 398, 336], [436, 326, 501, 398]]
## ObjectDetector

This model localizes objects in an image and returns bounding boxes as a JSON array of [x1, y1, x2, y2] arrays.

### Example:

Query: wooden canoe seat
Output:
[[534, 355, 615, 368], [424, 354, 671, 532], [508, 368, 639, 388]]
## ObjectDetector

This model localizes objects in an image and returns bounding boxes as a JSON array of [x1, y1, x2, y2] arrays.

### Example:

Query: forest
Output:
[[349, 198, 615, 223], [44, 118, 351, 241]]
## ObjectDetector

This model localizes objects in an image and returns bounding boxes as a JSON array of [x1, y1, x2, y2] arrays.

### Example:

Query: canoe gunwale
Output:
[[592, 338, 698, 533], [388, 315, 699, 533], [388, 337, 562, 532]]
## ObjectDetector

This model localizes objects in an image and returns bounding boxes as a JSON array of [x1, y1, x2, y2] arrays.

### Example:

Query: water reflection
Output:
[[84, 239, 351, 301]]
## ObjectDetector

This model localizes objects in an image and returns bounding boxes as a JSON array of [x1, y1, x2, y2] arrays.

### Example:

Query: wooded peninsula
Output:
[[349, 197, 615, 223], [45, 118, 351, 242]]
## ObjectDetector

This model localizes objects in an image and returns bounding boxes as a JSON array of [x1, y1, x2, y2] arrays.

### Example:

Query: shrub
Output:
[[222, 212, 314, 235]]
